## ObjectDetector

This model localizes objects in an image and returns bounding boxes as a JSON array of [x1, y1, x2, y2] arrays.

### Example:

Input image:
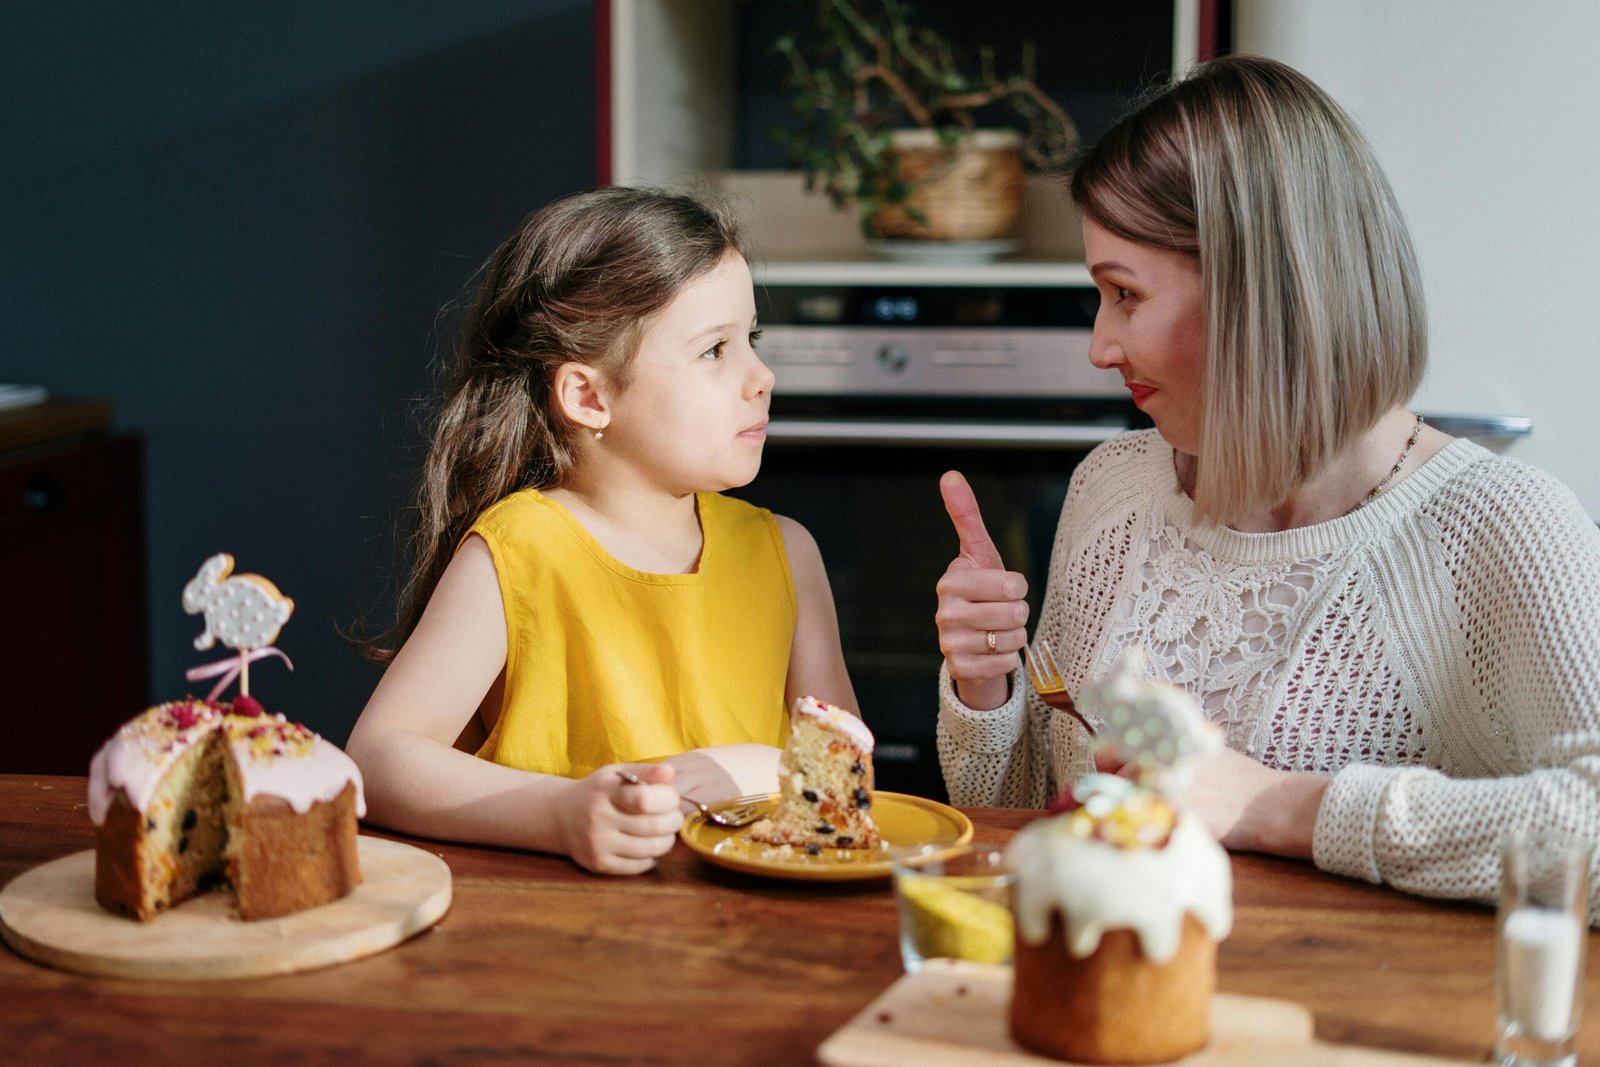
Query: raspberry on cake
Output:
[[748, 696, 878, 852], [1004, 646, 1232, 1065]]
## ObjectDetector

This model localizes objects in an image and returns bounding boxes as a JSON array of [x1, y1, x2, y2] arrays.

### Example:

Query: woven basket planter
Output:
[[868, 129, 1025, 241]]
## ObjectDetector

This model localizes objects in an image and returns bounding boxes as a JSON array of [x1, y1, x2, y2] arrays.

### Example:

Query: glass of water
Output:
[[1496, 832, 1593, 1067], [892, 842, 1013, 973]]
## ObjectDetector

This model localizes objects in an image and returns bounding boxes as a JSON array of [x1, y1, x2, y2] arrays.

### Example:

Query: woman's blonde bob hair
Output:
[[1071, 55, 1427, 521]]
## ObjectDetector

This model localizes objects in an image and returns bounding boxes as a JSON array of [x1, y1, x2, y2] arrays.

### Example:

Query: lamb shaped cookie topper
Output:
[[181, 554, 296, 701], [1076, 645, 1220, 793]]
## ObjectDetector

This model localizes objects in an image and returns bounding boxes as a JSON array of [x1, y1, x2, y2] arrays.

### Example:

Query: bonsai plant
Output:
[[773, 0, 1079, 242]]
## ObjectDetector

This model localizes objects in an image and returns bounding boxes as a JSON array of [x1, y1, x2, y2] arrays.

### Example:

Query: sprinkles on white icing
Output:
[[793, 695, 874, 752], [87, 699, 366, 824], [1005, 652, 1234, 964], [183, 553, 295, 653], [1007, 805, 1233, 962]]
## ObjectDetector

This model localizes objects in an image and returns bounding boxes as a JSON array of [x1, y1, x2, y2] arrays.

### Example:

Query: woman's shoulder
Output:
[[1418, 440, 1599, 555], [1071, 428, 1171, 497], [1426, 441, 1589, 516], [1079, 427, 1166, 472]]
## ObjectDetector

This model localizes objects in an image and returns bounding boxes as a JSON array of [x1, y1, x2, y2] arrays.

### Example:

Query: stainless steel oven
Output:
[[732, 274, 1138, 801]]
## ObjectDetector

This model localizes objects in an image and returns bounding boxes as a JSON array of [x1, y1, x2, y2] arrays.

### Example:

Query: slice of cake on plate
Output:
[[748, 696, 879, 852]]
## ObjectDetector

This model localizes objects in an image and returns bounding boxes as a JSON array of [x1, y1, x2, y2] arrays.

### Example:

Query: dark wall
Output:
[[0, 2, 596, 742]]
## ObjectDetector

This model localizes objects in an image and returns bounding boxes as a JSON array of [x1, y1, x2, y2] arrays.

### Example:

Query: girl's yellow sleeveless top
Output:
[[467, 489, 794, 778]]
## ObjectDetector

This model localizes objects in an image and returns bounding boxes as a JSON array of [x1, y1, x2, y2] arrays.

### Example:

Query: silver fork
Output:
[[1023, 640, 1097, 736], [614, 770, 768, 828]]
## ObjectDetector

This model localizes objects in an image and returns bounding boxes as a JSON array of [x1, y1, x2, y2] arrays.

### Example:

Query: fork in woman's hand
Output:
[[1022, 641, 1096, 736]]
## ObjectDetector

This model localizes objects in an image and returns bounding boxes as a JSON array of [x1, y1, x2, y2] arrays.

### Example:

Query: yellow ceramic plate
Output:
[[678, 792, 973, 882]]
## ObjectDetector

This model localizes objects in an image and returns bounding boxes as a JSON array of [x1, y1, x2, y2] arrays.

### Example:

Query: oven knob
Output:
[[876, 343, 909, 374]]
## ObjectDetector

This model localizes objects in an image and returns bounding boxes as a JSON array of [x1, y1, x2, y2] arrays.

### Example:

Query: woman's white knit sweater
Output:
[[938, 430, 1600, 918]]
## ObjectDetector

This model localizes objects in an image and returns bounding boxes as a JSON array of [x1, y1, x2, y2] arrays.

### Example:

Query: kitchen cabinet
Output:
[[0, 407, 148, 773]]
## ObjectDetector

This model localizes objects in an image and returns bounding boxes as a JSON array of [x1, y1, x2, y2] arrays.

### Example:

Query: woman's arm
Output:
[[345, 536, 682, 874], [1312, 466, 1600, 920]]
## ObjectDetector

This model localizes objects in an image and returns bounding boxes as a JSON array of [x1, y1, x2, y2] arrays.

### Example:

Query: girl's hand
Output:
[[1093, 746, 1328, 858], [936, 471, 1031, 710], [560, 762, 685, 875]]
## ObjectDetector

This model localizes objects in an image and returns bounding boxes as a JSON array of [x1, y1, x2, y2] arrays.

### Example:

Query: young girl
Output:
[[348, 187, 856, 875]]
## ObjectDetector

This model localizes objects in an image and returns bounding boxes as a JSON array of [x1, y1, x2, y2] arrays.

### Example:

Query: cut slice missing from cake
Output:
[[89, 696, 365, 922], [748, 696, 879, 852]]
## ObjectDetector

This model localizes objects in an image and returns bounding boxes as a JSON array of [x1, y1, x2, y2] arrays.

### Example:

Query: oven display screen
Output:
[[760, 286, 1096, 328]]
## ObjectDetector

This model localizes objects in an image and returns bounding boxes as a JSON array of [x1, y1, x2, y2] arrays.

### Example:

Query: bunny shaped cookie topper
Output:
[[182, 553, 295, 699], [1076, 645, 1220, 794], [184, 553, 294, 651]]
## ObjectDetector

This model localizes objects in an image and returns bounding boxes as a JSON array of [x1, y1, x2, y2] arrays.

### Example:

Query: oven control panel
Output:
[[754, 284, 1125, 399]]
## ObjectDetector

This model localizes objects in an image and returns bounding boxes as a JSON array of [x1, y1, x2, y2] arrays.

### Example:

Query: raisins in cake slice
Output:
[[851, 761, 865, 777], [815, 822, 836, 834], [835, 835, 855, 846], [853, 788, 871, 808], [181, 809, 198, 831], [801, 789, 818, 803]]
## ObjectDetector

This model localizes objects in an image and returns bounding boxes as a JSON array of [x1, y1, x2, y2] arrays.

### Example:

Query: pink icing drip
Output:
[[793, 695, 875, 753], [85, 702, 366, 824]]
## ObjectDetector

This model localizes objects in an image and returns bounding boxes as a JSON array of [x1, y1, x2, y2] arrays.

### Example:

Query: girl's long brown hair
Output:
[[361, 187, 743, 663]]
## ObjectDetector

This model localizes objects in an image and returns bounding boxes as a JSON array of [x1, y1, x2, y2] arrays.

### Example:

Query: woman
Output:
[[933, 55, 1600, 917]]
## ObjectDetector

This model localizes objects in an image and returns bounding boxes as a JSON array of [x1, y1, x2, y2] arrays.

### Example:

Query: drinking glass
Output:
[[892, 842, 1013, 973], [1496, 831, 1593, 1067]]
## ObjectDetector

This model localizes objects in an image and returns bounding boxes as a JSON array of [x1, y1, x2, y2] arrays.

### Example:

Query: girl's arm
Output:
[[345, 536, 683, 875], [775, 515, 857, 712]]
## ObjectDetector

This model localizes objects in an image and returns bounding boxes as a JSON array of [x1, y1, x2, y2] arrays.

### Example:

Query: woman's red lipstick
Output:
[[1127, 383, 1156, 407]]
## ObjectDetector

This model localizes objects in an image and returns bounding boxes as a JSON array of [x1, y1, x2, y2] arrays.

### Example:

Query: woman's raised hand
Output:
[[935, 471, 1031, 711], [561, 761, 685, 875]]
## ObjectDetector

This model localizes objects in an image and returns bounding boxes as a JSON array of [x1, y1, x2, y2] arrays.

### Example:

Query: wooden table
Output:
[[1, 774, 1594, 1065]]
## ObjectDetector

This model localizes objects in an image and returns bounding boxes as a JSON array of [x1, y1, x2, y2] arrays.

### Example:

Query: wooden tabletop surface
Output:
[[1, 774, 1594, 1066]]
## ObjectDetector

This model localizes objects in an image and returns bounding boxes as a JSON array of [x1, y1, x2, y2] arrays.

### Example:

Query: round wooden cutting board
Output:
[[0, 836, 452, 980]]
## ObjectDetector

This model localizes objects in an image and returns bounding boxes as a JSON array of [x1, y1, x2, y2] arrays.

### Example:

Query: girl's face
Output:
[[604, 251, 773, 494], [1082, 218, 1207, 456]]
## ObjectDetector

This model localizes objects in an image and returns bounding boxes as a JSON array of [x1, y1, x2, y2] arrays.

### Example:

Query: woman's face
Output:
[[1083, 217, 1207, 456]]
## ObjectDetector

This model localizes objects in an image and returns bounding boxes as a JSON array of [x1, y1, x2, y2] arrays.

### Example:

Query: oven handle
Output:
[[765, 418, 1130, 449], [767, 413, 1533, 449]]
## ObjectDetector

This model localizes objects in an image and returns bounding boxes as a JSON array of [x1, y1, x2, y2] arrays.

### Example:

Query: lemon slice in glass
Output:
[[897, 874, 1014, 964]]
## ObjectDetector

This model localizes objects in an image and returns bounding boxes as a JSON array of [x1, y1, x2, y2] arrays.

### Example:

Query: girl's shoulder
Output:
[[470, 487, 559, 539], [699, 490, 776, 528]]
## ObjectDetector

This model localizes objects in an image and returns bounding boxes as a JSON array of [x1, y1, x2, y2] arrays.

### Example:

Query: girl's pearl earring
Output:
[[593, 430, 604, 441]]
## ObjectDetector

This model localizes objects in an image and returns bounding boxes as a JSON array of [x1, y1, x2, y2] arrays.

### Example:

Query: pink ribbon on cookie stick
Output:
[[186, 647, 294, 702]]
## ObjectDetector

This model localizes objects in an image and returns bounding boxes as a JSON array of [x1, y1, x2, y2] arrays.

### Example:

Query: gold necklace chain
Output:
[[1349, 413, 1425, 513]]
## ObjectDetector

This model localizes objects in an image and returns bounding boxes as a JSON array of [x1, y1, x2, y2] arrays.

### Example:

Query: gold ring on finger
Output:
[[986, 630, 998, 654]]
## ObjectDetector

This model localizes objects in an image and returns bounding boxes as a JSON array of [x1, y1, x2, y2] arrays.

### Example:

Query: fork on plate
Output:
[[1022, 640, 1097, 736], [614, 770, 768, 828]]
